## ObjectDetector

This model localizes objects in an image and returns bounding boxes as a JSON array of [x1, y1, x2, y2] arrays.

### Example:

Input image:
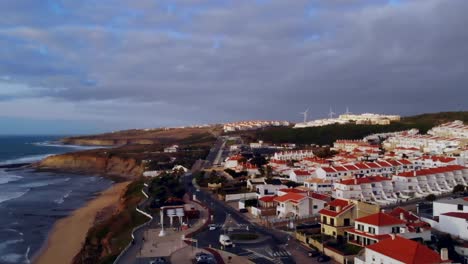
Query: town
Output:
[[111, 118, 468, 264]]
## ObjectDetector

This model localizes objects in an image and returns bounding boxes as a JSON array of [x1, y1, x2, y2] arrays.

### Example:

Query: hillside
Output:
[[243, 111, 467, 146], [61, 126, 222, 146]]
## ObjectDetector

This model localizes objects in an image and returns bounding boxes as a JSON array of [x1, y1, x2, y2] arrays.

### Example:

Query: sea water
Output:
[[0, 136, 112, 264]]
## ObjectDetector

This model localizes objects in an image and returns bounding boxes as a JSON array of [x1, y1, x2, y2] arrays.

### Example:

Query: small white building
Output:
[[436, 212, 468, 240], [433, 197, 468, 217], [164, 144, 179, 153], [289, 169, 314, 183], [303, 178, 333, 194]]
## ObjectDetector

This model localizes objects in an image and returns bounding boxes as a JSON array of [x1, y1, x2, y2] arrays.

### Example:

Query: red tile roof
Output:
[[366, 236, 447, 264], [355, 212, 406, 226], [441, 212, 468, 220], [319, 199, 354, 217], [293, 170, 311, 176], [396, 165, 467, 177], [308, 192, 330, 201], [274, 193, 306, 203], [259, 195, 277, 203], [278, 188, 307, 194], [337, 176, 390, 186], [388, 207, 419, 222]]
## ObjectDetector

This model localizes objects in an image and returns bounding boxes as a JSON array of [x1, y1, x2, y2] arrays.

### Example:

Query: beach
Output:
[[33, 181, 130, 264]]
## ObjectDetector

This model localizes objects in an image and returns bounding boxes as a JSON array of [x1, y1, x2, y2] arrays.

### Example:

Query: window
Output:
[[344, 218, 350, 226], [322, 216, 327, 224], [313, 205, 318, 209], [358, 224, 364, 231], [392, 226, 400, 233], [368, 227, 376, 234], [458, 204, 464, 211], [330, 218, 335, 226]]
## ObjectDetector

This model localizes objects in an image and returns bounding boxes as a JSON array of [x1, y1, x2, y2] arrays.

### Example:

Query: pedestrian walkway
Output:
[[136, 198, 209, 260]]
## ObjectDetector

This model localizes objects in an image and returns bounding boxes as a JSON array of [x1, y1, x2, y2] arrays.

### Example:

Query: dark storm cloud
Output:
[[0, 0, 467, 129]]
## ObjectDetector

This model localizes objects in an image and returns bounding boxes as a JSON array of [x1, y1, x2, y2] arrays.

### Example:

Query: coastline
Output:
[[33, 181, 131, 264]]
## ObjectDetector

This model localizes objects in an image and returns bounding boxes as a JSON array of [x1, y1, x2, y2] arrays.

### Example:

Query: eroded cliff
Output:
[[38, 153, 144, 180]]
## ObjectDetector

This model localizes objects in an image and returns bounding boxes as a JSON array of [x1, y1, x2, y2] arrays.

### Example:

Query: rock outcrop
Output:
[[37, 153, 144, 180]]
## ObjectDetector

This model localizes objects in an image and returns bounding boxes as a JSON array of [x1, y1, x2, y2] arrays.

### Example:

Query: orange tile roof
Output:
[[259, 195, 277, 203], [355, 212, 406, 226], [274, 193, 306, 203], [366, 236, 447, 264]]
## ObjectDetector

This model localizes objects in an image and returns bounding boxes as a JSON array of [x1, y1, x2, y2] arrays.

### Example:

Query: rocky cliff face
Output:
[[38, 153, 144, 180], [60, 138, 158, 146]]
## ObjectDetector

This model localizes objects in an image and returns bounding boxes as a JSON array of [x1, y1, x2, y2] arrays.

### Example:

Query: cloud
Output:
[[0, 0, 467, 132]]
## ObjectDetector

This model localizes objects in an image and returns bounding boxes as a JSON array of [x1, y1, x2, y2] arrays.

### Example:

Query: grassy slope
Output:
[[246, 111, 468, 145]]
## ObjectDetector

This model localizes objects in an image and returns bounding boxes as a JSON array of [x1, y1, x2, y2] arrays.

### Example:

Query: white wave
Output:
[[24, 246, 30, 264], [0, 239, 23, 251], [2, 229, 24, 236], [0, 253, 24, 263], [31, 141, 106, 150], [0, 175, 23, 185], [0, 154, 53, 165], [20, 178, 70, 188], [54, 190, 72, 204], [0, 189, 30, 204]]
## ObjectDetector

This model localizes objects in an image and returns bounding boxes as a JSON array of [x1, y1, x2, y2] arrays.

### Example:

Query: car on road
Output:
[[208, 224, 217, 230], [219, 234, 233, 247], [317, 254, 331, 262], [149, 257, 168, 264], [195, 252, 216, 264]]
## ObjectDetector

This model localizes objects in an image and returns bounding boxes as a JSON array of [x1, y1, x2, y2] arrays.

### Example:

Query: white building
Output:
[[289, 169, 314, 183], [428, 120, 468, 139], [273, 150, 315, 161], [433, 197, 468, 217], [383, 134, 465, 155], [435, 212, 468, 240], [393, 165, 468, 198], [224, 155, 243, 169], [274, 191, 330, 218], [303, 178, 333, 194], [164, 144, 179, 153], [333, 176, 396, 205], [354, 235, 451, 264]]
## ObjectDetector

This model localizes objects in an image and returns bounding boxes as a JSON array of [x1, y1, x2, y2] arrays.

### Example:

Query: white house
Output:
[[273, 150, 315, 161], [435, 212, 468, 240], [274, 191, 329, 218], [289, 169, 314, 183], [303, 178, 333, 194], [433, 197, 468, 217], [354, 235, 451, 264]]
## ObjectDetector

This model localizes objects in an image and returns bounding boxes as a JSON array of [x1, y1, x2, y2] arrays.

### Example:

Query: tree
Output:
[[425, 194, 437, 202], [452, 184, 466, 194]]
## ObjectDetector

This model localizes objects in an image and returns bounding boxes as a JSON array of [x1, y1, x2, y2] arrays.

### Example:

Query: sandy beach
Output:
[[33, 181, 131, 264]]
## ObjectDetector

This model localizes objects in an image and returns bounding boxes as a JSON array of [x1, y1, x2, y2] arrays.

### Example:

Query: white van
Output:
[[219, 234, 233, 247]]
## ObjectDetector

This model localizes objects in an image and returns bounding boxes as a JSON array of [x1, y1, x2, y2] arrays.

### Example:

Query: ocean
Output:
[[0, 136, 113, 264]]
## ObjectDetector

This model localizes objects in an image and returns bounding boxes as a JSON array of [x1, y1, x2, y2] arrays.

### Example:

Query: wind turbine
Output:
[[345, 106, 351, 115], [300, 108, 309, 123], [328, 107, 336, 119]]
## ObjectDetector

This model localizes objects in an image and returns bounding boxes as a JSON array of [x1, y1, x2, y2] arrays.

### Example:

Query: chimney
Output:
[[440, 248, 449, 261], [336, 206, 342, 212], [381, 209, 386, 213], [400, 212, 405, 220], [413, 170, 417, 177], [389, 234, 396, 240], [354, 178, 357, 185]]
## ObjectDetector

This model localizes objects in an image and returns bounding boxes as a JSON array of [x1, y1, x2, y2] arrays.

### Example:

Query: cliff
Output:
[[38, 153, 144, 180]]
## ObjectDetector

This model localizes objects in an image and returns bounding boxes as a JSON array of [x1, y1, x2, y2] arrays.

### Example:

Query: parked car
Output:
[[208, 224, 217, 231], [149, 257, 167, 264], [317, 254, 331, 262], [307, 249, 320, 257], [195, 252, 215, 264], [239, 208, 248, 213]]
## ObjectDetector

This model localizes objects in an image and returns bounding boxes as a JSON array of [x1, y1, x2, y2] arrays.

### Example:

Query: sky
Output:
[[0, 0, 467, 134]]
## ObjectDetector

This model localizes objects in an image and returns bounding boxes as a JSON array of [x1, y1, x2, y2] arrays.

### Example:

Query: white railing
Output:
[[113, 187, 153, 264]]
